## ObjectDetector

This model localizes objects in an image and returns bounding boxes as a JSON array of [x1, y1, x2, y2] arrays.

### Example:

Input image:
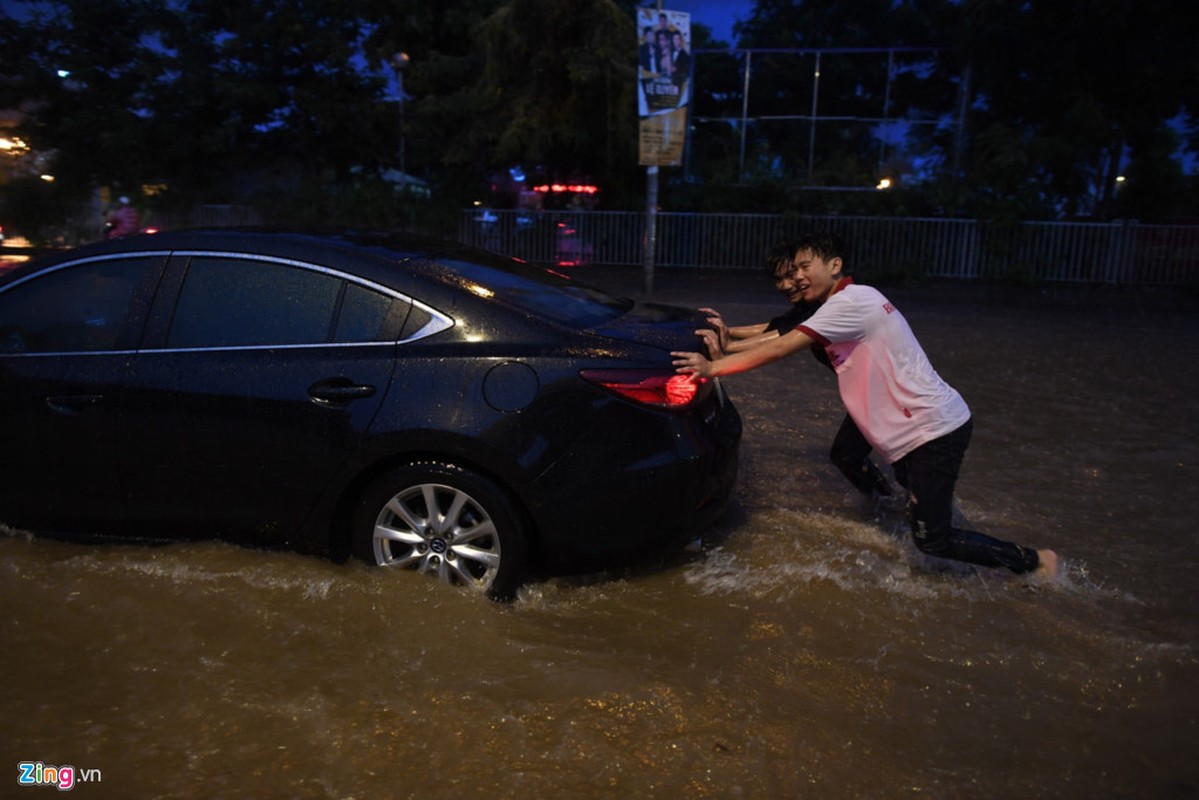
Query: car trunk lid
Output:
[[586, 301, 709, 352]]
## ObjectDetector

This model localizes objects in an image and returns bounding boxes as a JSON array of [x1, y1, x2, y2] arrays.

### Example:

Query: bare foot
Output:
[[1032, 549, 1059, 582]]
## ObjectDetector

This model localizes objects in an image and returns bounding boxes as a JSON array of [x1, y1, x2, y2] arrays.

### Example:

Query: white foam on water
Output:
[[680, 505, 1114, 605], [0, 515, 1148, 613], [50, 543, 344, 601], [681, 507, 936, 601]]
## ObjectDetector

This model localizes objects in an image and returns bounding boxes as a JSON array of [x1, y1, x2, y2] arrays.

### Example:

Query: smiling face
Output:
[[773, 248, 843, 304]]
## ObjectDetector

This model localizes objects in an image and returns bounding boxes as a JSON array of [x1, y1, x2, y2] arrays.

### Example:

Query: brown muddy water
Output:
[[3, 270, 1197, 799]]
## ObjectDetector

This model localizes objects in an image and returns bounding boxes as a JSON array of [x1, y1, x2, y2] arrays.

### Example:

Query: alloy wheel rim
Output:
[[372, 483, 501, 590]]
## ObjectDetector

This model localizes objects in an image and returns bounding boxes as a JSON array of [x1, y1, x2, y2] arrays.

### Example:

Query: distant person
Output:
[[673, 232, 1059, 580], [699, 241, 893, 498], [639, 26, 656, 74], [654, 29, 673, 76], [104, 197, 141, 239], [669, 31, 691, 86]]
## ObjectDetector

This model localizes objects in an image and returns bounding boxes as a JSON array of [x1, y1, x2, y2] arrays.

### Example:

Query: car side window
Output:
[[336, 281, 403, 342], [167, 257, 404, 348], [0, 257, 158, 354]]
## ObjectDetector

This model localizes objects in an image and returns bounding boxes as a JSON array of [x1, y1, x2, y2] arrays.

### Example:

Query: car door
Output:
[[116, 253, 409, 543], [0, 255, 165, 532]]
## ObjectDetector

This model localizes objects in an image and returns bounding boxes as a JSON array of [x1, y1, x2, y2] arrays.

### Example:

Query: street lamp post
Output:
[[390, 52, 410, 176]]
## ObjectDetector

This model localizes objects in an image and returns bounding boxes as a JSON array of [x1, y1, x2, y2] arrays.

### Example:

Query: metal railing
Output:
[[457, 209, 1199, 285], [17, 204, 1197, 286]]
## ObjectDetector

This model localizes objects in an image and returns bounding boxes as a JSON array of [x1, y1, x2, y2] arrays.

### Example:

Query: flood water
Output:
[[3, 270, 1198, 799]]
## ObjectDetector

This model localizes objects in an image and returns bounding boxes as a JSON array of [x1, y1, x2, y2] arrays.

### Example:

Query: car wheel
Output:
[[353, 462, 528, 599]]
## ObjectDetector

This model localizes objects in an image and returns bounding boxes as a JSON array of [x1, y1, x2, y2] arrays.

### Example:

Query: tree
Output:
[[0, 0, 396, 206], [357, 0, 505, 199], [684, 0, 1198, 220], [480, 0, 637, 191], [690, 0, 959, 197], [366, 0, 640, 207], [154, 1, 394, 188], [951, 0, 1199, 219], [5, 0, 1190, 223], [0, 0, 169, 192]]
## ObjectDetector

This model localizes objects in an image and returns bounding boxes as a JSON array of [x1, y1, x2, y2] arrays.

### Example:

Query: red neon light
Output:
[[532, 184, 599, 194]]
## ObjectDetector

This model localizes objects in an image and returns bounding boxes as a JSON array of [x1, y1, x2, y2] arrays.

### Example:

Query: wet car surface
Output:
[[0, 228, 741, 597]]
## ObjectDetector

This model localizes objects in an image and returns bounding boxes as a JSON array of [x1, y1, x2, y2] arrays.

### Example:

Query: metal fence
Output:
[[456, 209, 1199, 285], [29, 204, 1196, 286]]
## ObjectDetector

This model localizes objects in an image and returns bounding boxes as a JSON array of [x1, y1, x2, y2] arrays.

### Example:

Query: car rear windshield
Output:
[[435, 256, 634, 329]]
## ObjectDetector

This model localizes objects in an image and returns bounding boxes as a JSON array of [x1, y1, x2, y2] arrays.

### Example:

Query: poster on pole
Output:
[[637, 8, 691, 167]]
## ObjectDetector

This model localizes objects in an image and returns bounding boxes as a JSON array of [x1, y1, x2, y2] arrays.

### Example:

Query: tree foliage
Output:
[[958, 0, 1199, 219], [0, 0, 1194, 225], [690, 0, 1197, 219]]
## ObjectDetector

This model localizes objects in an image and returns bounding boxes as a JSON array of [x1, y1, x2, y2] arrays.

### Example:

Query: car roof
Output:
[[0, 227, 531, 296], [1, 226, 642, 337], [38, 227, 476, 264]]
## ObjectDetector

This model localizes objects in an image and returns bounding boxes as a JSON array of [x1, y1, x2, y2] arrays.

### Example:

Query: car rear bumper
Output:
[[531, 385, 742, 574]]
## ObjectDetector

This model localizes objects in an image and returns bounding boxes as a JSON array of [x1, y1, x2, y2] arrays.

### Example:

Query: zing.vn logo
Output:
[[17, 761, 102, 791]]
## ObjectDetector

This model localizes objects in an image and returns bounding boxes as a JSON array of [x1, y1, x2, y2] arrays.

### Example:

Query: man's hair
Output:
[[762, 232, 847, 277], [762, 240, 796, 277]]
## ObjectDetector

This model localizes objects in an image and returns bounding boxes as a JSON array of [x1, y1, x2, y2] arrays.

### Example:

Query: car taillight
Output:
[[580, 369, 704, 408]]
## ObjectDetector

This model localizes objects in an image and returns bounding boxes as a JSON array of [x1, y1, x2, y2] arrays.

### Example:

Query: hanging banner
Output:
[[637, 8, 691, 167]]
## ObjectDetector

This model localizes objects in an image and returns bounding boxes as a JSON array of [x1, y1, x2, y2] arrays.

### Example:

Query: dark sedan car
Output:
[[0, 228, 740, 597]]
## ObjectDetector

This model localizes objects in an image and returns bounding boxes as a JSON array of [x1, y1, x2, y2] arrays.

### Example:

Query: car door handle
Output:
[[46, 394, 105, 415], [308, 379, 377, 404]]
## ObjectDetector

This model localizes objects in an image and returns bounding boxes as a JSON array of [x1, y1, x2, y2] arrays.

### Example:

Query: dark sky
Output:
[[654, 0, 751, 43]]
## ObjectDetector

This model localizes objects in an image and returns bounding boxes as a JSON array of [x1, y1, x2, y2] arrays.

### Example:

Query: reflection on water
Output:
[[2, 279, 1197, 798]]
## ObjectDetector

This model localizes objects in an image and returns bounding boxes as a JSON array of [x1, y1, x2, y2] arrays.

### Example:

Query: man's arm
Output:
[[725, 328, 781, 352], [673, 328, 815, 380], [700, 307, 766, 351], [727, 322, 771, 340]]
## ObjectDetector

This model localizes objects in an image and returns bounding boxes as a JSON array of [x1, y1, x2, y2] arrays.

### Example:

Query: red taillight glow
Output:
[[580, 369, 703, 408], [665, 374, 698, 405]]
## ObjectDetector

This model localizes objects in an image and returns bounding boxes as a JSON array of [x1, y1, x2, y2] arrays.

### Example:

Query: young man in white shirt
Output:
[[698, 242, 894, 498], [673, 233, 1058, 580]]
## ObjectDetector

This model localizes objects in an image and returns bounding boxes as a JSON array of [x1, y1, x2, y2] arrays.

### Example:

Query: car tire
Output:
[[352, 461, 528, 600]]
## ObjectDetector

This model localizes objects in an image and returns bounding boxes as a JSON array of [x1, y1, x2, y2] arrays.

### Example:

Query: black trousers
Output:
[[892, 419, 1040, 574], [829, 414, 893, 496]]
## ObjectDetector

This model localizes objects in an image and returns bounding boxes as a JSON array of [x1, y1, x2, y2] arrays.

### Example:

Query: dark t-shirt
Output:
[[767, 302, 831, 370], [765, 302, 814, 334]]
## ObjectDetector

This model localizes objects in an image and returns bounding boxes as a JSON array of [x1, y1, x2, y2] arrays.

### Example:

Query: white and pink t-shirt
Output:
[[796, 279, 970, 464]]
